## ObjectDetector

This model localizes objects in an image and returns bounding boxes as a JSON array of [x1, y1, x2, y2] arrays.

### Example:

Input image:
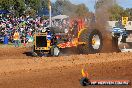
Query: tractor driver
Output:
[[46, 27, 57, 45], [71, 20, 78, 38]]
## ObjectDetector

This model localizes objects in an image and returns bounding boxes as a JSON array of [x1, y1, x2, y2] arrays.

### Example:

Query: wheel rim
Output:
[[92, 35, 101, 50], [54, 47, 60, 56], [113, 35, 132, 52]]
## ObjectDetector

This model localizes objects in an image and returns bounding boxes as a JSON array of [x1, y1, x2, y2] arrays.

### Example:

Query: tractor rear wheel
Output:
[[78, 29, 103, 54]]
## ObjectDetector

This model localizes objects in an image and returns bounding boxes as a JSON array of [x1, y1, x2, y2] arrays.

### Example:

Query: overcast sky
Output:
[[51, 0, 132, 12]]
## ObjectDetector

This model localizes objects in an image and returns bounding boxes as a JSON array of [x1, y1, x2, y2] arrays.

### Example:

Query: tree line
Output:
[[109, 4, 132, 21], [0, 0, 132, 20], [96, 0, 132, 21]]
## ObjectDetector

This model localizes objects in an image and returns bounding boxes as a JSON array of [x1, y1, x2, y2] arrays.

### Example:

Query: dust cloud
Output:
[[94, 0, 118, 52]]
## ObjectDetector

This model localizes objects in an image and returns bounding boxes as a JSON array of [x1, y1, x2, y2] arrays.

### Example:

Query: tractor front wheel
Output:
[[50, 46, 60, 56], [32, 45, 38, 57]]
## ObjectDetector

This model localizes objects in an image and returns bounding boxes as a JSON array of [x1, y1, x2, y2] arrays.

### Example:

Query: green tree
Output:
[[0, 0, 26, 16], [0, 0, 14, 10], [124, 8, 132, 20], [53, 0, 74, 15], [109, 4, 124, 20], [0, 0, 49, 17], [41, 0, 49, 9], [25, 8, 36, 17], [53, 0, 89, 18], [75, 4, 89, 18], [14, 0, 26, 16], [26, 0, 41, 12], [96, 0, 132, 21]]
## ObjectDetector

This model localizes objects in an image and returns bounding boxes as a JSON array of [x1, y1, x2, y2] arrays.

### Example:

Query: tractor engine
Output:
[[32, 27, 60, 57]]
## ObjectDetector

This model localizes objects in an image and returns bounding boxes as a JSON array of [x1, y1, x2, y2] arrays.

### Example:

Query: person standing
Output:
[[13, 30, 20, 47], [3, 31, 9, 45]]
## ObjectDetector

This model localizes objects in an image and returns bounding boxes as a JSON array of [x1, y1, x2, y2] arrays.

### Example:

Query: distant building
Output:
[[108, 21, 132, 30]]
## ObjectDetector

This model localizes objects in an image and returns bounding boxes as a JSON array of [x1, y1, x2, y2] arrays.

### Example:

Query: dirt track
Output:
[[0, 46, 132, 88]]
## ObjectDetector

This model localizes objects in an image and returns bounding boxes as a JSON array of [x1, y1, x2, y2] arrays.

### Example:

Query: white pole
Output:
[[49, 5, 52, 27], [95, 0, 97, 13]]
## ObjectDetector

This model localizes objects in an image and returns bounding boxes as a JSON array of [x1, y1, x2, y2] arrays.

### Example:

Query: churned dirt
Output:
[[0, 45, 132, 88]]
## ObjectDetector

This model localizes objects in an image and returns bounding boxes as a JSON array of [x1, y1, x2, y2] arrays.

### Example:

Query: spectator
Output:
[[0, 14, 54, 46], [13, 30, 20, 47]]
